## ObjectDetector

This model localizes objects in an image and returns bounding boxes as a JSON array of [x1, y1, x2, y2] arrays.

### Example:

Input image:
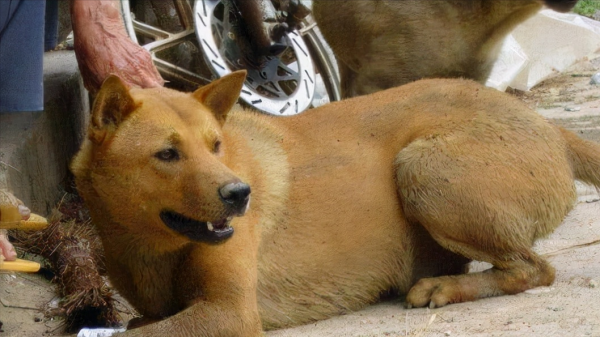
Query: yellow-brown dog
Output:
[[71, 71, 600, 336], [313, 0, 579, 98]]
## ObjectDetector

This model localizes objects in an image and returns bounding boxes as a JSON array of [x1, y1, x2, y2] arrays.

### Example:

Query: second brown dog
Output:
[[313, 0, 578, 98]]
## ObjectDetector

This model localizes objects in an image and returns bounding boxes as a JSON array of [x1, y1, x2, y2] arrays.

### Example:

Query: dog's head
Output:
[[72, 71, 250, 248]]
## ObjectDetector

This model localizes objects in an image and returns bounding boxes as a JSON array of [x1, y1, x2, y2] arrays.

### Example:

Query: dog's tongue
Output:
[[209, 217, 231, 231]]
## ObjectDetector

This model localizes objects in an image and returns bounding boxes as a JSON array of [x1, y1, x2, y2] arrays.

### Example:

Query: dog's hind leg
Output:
[[395, 135, 575, 308], [404, 242, 555, 309]]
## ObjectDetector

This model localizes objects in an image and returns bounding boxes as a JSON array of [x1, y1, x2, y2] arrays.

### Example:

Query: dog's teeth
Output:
[[207, 222, 214, 231]]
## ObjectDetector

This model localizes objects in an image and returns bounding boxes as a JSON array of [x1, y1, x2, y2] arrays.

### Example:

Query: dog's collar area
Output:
[[160, 210, 234, 244]]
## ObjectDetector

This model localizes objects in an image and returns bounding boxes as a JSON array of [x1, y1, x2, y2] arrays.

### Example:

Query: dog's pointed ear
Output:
[[89, 75, 138, 144], [192, 70, 247, 125]]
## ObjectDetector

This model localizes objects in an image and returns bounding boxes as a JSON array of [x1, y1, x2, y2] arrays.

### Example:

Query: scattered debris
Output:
[[524, 287, 554, 294], [10, 194, 120, 332], [410, 313, 437, 337]]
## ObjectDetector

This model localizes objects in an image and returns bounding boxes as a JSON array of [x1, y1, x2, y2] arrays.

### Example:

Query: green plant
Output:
[[573, 0, 600, 18]]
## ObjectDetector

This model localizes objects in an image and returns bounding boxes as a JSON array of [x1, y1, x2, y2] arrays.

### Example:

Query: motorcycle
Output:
[[120, 0, 341, 115]]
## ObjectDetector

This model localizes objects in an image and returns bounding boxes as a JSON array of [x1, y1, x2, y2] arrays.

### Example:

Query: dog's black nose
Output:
[[219, 182, 251, 213]]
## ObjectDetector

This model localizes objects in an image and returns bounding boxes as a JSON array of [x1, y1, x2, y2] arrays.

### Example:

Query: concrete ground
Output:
[[1, 55, 599, 337]]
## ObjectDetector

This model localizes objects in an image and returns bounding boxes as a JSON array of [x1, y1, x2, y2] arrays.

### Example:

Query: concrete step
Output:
[[0, 50, 88, 215]]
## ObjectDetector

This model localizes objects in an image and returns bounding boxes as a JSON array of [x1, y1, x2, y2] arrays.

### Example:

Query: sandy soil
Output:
[[1, 58, 599, 337]]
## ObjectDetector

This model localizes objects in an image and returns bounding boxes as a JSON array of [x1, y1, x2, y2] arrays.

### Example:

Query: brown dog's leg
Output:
[[395, 135, 572, 308], [339, 62, 359, 99], [405, 248, 555, 308]]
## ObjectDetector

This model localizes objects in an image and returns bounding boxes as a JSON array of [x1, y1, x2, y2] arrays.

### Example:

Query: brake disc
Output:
[[120, 0, 339, 115], [195, 0, 316, 115]]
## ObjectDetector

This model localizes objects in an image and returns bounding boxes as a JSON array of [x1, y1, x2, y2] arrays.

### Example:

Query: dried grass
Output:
[[10, 194, 121, 332]]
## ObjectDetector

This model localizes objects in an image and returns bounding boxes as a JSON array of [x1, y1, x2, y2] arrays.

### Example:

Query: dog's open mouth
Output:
[[160, 210, 234, 244]]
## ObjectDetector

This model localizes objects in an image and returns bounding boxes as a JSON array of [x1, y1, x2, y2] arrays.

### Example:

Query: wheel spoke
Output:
[[141, 29, 196, 54], [257, 82, 283, 97], [132, 20, 170, 40], [173, 0, 194, 29], [213, 22, 224, 41], [153, 57, 212, 85], [271, 81, 286, 94], [274, 61, 301, 82]]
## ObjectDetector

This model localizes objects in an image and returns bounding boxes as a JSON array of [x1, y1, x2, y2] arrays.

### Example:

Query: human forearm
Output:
[[70, 0, 164, 93]]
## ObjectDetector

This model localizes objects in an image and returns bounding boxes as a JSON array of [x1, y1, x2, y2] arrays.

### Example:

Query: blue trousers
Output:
[[0, 0, 46, 112]]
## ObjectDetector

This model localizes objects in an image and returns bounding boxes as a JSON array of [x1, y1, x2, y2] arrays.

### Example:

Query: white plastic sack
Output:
[[486, 9, 600, 91], [77, 328, 126, 337]]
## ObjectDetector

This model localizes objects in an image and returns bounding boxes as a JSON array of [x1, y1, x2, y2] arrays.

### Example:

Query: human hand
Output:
[[0, 190, 31, 262], [71, 0, 164, 94]]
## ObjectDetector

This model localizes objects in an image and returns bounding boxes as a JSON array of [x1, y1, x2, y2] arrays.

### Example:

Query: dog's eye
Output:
[[155, 148, 180, 162], [213, 140, 221, 154]]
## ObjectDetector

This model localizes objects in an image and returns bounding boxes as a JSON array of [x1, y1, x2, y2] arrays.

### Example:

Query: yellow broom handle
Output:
[[0, 258, 42, 273], [0, 213, 48, 230]]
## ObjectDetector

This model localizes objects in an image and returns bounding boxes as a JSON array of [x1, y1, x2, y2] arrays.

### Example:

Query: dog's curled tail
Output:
[[560, 127, 600, 188]]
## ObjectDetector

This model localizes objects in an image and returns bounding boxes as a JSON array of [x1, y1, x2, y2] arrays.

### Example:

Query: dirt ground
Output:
[[1, 58, 599, 337]]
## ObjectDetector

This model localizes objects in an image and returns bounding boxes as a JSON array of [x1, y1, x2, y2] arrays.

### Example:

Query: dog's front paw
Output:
[[406, 276, 466, 309]]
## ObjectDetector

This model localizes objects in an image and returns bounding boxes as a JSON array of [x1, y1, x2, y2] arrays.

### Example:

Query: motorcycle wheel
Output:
[[120, 0, 340, 115]]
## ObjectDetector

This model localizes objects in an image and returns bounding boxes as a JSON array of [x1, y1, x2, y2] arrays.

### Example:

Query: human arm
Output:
[[70, 0, 164, 94]]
